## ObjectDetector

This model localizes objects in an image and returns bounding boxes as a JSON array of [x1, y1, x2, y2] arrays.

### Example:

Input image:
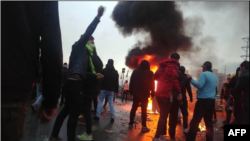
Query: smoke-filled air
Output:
[[112, 1, 192, 70]]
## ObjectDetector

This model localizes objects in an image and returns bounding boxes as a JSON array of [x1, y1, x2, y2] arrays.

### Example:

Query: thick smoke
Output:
[[112, 1, 192, 69], [178, 2, 249, 78]]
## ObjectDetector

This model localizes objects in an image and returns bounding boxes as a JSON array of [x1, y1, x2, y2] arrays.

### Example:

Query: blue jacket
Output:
[[191, 71, 218, 99], [68, 17, 100, 79]]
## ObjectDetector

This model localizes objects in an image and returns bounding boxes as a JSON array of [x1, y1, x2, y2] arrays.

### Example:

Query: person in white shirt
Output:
[[122, 80, 129, 102]]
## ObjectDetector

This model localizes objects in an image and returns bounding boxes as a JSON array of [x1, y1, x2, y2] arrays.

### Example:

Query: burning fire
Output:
[[140, 55, 159, 114], [198, 123, 206, 132]]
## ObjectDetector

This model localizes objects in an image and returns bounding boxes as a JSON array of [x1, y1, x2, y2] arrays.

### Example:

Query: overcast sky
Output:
[[58, 1, 249, 83]]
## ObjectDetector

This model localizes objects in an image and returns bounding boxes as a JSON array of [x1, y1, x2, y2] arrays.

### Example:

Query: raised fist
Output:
[[97, 6, 105, 18]]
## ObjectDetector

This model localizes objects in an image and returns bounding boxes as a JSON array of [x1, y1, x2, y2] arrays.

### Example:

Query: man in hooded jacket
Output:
[[153, 53, 182, 141], [128, 60, 155, 132], [94, 59, 119, 123]]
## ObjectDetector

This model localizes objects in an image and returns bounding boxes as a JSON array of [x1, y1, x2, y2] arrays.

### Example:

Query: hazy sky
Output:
[[58, 1, 249, 82]]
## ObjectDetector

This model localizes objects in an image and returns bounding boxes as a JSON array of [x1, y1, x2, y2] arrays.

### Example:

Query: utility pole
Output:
[[241, 37, 249, 61]]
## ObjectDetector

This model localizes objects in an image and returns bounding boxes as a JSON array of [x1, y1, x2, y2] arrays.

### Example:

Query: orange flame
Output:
[[199, 123, 206, 132]]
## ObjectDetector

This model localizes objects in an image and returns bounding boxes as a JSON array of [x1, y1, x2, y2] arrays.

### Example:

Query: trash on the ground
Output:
[[105, 130, 114, 133]]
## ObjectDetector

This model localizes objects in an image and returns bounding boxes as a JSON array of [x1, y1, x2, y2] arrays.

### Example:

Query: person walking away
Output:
[[227, 67, 243, 125], [179, 66, 193, 134], [2, 2, 62, 141], [236, 61, 249, 125], [186, 61, 218, 141], [219, 75, 233, 128], [94, 59, 119, 123], [49, 6, 105, 141], [153, 53, 182, 141], [122, 80, 129, 102], [31, 63, 43, 112], [60, 63, 69, 106], [128, 60, 155, 132]]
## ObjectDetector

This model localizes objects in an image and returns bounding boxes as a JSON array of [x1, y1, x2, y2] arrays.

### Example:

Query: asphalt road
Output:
[[21, 95, 224, 141]]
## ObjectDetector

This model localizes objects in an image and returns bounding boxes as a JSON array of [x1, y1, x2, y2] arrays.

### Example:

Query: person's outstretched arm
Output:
[[190, 73, 206, 89], [76, 6, 105, 47]]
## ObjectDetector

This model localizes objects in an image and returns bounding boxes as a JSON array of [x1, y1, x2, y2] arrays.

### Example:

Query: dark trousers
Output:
[[186, 99, 215, 141], [155, 97, 171, 138], [234, 100, 243, 124], [129, 96, 148, 127], [32, 83, 37, 99], [1, 100, 27, 141], [60, 85, 66, 104], [122, 90, 129, 102], [243, 102, 249, 125], [226, 110, 233, 125], [51, 80, 83, 141], [82, 96, 93, 134], [213, 109, 217, 120], [180, 100, 188, 129], [92, 96, 98, 113], [169, 98, 180, 138]]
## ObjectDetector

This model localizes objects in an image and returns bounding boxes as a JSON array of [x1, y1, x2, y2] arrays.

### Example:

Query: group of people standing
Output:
[[2, 2, 249, 141], [128, 53, 249, 141], [220, 61, 249, 127]]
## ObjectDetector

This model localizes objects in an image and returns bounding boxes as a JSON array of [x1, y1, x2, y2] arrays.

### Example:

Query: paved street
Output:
[[21, 95, 224, 141]]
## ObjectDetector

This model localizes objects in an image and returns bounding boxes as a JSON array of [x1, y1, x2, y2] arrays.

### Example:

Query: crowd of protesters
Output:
[[2, 2, 249, 141]]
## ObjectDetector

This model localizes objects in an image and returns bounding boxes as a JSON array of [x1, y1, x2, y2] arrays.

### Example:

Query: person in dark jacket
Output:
[[220, 75, 233, 127], [1, 2, 62, 141], [59, 63, 69, 106], [128, 60, 155, 132], [153, 53, 182, 141], [227, 67, 243, 125], [236, 61, 249, 125], [179, 66, 193, 134], [49, 6, 105, 141], [94, 59, 119, 122]]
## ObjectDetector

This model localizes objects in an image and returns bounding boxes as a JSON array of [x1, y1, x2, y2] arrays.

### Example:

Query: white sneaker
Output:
[[183, 128, 188, 134]]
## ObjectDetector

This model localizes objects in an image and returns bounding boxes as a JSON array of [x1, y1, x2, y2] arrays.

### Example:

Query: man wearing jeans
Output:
[[153, 53, 182, 141], [2, 2, 63, 141], [186, 61, 218, 141], [94, 59, 119, 122]]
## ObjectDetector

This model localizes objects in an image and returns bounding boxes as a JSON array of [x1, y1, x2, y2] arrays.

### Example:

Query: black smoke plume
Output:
[[112, 1, 192, 69]]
